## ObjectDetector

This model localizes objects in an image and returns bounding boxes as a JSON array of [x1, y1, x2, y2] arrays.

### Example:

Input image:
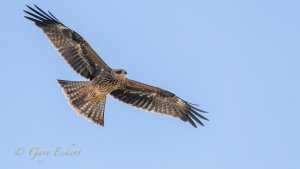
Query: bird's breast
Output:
[[91, 74, 123, 93]]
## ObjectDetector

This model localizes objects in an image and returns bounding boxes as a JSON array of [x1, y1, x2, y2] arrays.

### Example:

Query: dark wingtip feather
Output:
[[190, 108, 209, 121], [34, 5, 53, 20], [185, 115, 197, 128], [179, 101, 209, 127], [187, 102, 199, 106], [48, 10, 62, 23], [189, 103, 209, 113], [178, 107, 203, 128], [24, 16, 40, 23], [24, 5, 61, 25], [23, 10, 46, 22], [189, 112, 204, 126]]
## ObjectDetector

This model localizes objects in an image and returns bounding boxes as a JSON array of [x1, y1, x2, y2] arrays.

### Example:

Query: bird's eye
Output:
[[116, 70, 122, 74]]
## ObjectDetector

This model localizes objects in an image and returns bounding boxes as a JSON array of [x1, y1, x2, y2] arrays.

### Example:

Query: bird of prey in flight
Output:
[[24, 5, 208, 128]]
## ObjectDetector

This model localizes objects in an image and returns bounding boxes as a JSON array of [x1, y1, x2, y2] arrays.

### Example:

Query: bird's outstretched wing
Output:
[[24, 5, 111, 80], [110, 79, 208, 127]]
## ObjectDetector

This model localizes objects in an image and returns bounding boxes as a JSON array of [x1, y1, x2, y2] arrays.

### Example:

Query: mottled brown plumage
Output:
[[25, 5, 208, 127]]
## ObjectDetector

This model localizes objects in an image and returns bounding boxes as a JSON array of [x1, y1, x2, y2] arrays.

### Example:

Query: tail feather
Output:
[[57, 79, 106, 126]]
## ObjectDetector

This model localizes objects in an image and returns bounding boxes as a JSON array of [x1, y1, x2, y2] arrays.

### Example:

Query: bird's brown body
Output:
[[24, 5, 208, 127], [92, 69, 127, 91]]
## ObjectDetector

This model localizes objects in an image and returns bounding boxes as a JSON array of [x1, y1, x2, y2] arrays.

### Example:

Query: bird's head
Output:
[[112, 68, 127, 80]]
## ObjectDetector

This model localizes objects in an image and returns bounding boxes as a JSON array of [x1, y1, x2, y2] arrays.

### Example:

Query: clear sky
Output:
[[1, 0, 299, 168]]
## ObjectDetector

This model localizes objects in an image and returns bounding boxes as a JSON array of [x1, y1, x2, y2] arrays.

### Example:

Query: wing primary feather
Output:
[[24, 16, 42, 23], [187, 102, 199, 106], [190, 108, 209, 121], [26, 4, 61, 24], [189, 112, 204, 126], [34, 5, 57, 22], [185, 114, 197, 128], [189, 104, 208, 113], [24, 10, 46, 22], [26, 5, 49, 21], [178, 106, 206, 127], [48, 10, 62, 23]]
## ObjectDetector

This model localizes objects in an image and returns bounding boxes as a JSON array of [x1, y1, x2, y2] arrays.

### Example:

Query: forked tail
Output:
[[57, 80, 106, 126]]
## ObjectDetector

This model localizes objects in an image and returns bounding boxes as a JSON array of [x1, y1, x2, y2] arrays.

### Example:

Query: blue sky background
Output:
[[1, 0, 299, 168]]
